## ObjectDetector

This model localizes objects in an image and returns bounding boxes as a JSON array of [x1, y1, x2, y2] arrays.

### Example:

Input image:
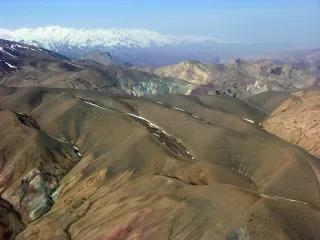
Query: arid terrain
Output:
[[0, 87, 319, 240], [2, 39, 320, 100], [0, 33, 320, 240], [1, 0, 320, 239], [0, 39, 190, 97], [147, 54, 320, 97], [263, 88, 320, 158]]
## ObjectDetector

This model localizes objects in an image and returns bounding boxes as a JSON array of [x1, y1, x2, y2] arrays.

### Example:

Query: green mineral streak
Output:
[[227, 228, 248, 240], [28, 194, 53, 221]]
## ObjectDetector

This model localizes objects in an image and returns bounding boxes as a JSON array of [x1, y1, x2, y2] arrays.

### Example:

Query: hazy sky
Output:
[[1, 0, 320, 47]]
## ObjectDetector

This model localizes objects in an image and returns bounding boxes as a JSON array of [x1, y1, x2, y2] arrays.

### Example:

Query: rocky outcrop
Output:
[[0, 109, 81, 225], [149, 59, 318, 98], [15, 113, 40, 130], [18, 169, 58, 222], [154, 60, 213, 86]]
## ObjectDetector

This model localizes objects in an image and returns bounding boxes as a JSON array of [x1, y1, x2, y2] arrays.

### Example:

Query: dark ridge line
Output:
[[74, 96, 196, 161], [0, 197, 25, 239], [14, 110, 82, 157], [115, 98, 140, 115], [126, 113, 195, 161], [14, 112, 40, 130]]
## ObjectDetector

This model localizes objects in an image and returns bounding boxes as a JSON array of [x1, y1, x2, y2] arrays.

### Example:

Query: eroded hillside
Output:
[[0, 87, 319, 239], [263, 87, 320, 158], [149, 59, 319, 97]]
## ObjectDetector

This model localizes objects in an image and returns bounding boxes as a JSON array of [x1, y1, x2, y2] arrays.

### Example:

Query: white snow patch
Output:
[[125, 112, 170, 136], [0, 26, 221, 50], [242, 118, 255, 124], [260, 194, 308, 205], [16, 44, 29, 49], [48, 134, 69, 144], [72, 145, 82, 157], [172, 106, 185, 112], [73, 146, 79, 151], [81, 100, 113, 111], [4, 62, 17, 69], [0, 46, 17, 58]]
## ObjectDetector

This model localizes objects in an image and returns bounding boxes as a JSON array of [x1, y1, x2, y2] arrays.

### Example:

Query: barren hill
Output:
[[0, 87, 319, 239], [263, 87, 320, 158]]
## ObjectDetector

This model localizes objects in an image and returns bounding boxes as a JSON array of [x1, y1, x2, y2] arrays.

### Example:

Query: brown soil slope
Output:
[[0, 87, 319, 240], [263, 88, 320, 158]]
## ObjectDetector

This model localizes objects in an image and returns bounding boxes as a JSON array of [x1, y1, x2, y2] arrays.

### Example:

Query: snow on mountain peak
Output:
[[0, 26, 220, 50]]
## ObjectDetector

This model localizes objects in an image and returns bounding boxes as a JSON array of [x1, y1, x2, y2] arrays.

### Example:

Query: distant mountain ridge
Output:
[[0, 39, 190, 96], [0, 26, 307, 67], [146, 56, 320, 97], [0, 26, 218, 50], [1, 38, 319, 99]]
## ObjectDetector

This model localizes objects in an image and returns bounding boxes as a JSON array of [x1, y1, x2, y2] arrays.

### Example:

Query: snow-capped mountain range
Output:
[[0, 26, 219, 50], [0, 26, 305, 67]]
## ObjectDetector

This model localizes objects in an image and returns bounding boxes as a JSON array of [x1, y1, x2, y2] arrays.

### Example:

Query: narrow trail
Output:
[[159, 174, 314, 209], [259, 193, 309, 206]]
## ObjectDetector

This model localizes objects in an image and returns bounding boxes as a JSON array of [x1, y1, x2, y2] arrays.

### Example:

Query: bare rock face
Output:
[[263, 88, 320, 158], [154, 60, 213, 86], [0, 107, 81, 225], [18, 169, 58, 221], [149, 59, 319, 98], [0, 87, 320, 239]]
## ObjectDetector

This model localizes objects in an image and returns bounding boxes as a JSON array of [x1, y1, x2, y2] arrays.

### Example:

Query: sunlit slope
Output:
[[0, 87, 319, 240], [263, 87, 320, 158]]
